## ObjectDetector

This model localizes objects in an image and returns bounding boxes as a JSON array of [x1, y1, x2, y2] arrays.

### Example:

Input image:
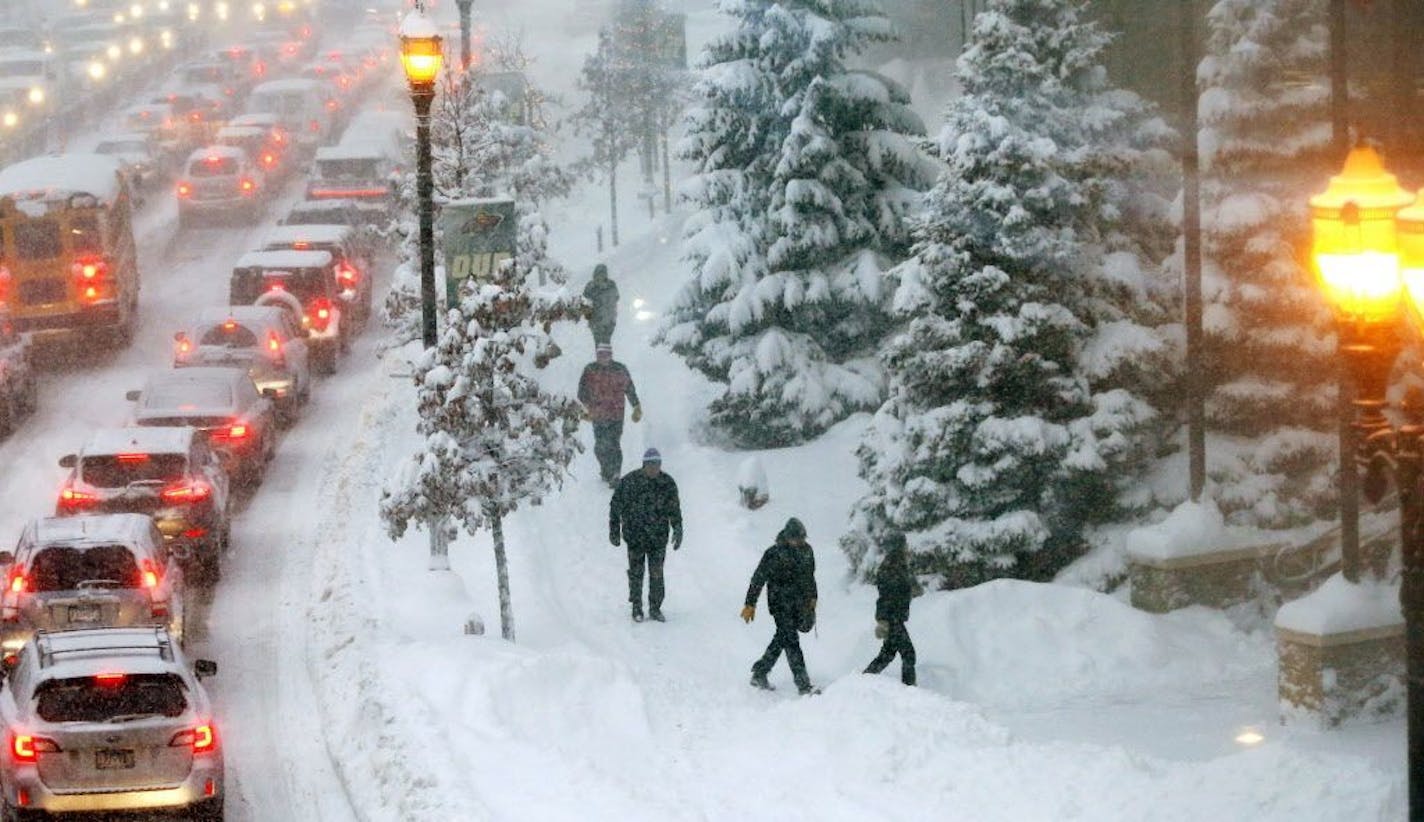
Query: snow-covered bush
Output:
[[842, 0, 1177, 587], [1195, 0, 1336, 527], [381, 262, 585, 641], [659, 0, 937, 448]]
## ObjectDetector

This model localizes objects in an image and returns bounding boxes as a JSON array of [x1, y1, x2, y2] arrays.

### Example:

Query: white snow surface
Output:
[[1125, 498, 1239, 562], [1276, 573, 1404, 636]]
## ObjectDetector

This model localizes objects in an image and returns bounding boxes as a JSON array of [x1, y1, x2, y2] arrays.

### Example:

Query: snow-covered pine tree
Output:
[[380, 263, 585, 641], [842, 0, 1177, 586], [662, 0, 935, 448], [1196, 0, 1336, 526]]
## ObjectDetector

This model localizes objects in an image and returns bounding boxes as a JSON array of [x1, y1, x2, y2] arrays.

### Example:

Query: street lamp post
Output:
[[1309, 145, 1423, 821], [399, 7, 444, 350], [455, 0, 473, 71]]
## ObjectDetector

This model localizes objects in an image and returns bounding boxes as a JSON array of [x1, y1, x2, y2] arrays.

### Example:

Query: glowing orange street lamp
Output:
[[1316, 146, 1424, 822], [399, 6, 444, 349]]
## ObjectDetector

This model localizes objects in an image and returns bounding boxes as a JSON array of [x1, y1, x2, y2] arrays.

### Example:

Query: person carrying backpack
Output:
[[862, 532, 917, 686], [582, 263, 619, 345], [741, 517, 817, 695]]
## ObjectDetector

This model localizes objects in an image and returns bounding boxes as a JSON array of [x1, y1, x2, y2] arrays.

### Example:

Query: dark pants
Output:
[[591, 321, 615, 345], [865, 621, 916, 685], [752, 611, 810, 691], [592, 419, 624, 481], [627, 540, 665, 613]]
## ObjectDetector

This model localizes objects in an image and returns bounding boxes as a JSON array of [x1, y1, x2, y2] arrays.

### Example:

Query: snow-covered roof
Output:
[[399, 9, 440, 38], [0, 154, 124, 204], [195, 304, 290, 328], [217, 126, 266, 139], [32, 513, 152, 547], [251, 78, 322, 95], [263, 224, 351, 247], [34, 627, 180, 680], [136, 368, 244, 416], [185, 145, 247, 163], [81, 427, 193, 457], [122, 103, 172, 117], [234, 249, 334, 270], [315, 145, 386, 162], [229, 112, 279, 127], [95, 132, 152, 146]]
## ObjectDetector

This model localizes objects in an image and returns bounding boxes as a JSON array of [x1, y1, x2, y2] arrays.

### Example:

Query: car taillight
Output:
[[261, 152, 276, 167], [211, 423, 248, 442], [171, 725, 217, 753], [160, 481, 211, 505], [307, 298, 332, 331], [325, 99, 338, 111], [335, 262, 358, 290], [239, 178, 256, 195], [177, 181, 191, 198], [0, 264, 10, 306], [267, 331, 285, 364], [6, 569, 26, 595], [72, 257, 107, 282], [58, 484, 98, 511], [141, 559, 160, 590], [308, 119, 320, 133], [11, 733, 58, 764]]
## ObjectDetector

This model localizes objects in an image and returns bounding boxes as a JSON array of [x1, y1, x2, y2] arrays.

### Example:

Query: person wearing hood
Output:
[[863, 532, 917, 686], [582, 263, 619, 345], [741, 517, 818, 695], [578, 343, 641, 485]]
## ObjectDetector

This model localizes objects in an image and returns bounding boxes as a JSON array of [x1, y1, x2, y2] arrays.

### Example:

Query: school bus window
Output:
[[14, 220, 60, 260], [68, 215, 102, 255]]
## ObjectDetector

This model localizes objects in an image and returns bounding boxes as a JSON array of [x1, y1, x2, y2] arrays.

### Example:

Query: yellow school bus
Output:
[[0, 154, 140, 345]]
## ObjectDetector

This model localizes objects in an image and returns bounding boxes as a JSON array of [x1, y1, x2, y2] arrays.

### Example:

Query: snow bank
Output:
[[1125, 498, 1239, 562], [1276, 572, 1403, 635]]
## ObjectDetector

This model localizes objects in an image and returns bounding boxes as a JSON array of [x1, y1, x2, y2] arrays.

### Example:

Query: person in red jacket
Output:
[[578, 343, 642, 486]]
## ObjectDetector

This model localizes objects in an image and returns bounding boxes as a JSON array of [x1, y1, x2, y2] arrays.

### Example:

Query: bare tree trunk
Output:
[[491, 511, 515, 642], [609, 158, 620, 247], [661, 127, 672, 214]]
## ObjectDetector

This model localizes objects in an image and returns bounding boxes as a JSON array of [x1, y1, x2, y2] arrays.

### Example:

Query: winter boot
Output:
[[902, 667, 916, 687], [631, 605, 644, 623], [798, 684, 821, 696], [649, 608, 665, 622], [749, 672, 774, 691]]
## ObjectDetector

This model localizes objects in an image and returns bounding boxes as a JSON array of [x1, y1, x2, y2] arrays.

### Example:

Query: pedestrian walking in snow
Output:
[[741, 517, 817, 695], [610, 448, 682, 622], [863, 532, 917, 686], [582, 263, 619, 345], [578, 343, 641, 485]]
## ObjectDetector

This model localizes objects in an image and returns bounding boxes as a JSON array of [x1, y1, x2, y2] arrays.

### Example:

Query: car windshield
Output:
[[81, 454, 187, 489], [29, 544, 140, 591], [141, 380, 233, 411], [36, 674, 187, 722], [232, 268, 325, 304], [197, 322, 258, 348], [317, 158, 379, 179], [189, 156, 238, 177]]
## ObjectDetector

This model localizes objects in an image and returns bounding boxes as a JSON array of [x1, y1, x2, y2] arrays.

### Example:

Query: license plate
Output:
[[68, 605, 100, 623], [94, 749, 134, 770]]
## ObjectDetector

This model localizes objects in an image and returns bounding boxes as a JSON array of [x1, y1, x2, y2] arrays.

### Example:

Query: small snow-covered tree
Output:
[[661, 0, 935, 447], [573, 27, 641, 247], [842, 0, 1176, 586], [1197, 0, 1336, 527], [381, 264, 585, 641]]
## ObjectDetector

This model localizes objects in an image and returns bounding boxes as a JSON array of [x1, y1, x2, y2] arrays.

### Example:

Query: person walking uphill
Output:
[[610, 449, 682, 622], [741, 518, 818, 695], [863, 532, 917, 686], [578, 343, 641, 486], [583, 263, 619, 345]]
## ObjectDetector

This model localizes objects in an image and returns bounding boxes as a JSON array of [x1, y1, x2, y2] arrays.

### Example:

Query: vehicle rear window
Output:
[[231, 268, 325, 304], [36, 674, 187, 723], [317, 158, 379, 179], [137, 416, 229, 430], [81, 454, 187, 489], [67, 216, 102, 255], [142, 381, 234, 411], [29, 544, 140, 591], [189, 156, 238, 177], [13, 220, 61, 260], [197, 323, 258, 348]]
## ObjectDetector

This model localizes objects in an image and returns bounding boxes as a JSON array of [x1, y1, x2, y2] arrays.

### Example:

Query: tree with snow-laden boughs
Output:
[[1196, 0, 1337, 527], [572, 26, 641, 247], [660, 0, 937, 448], [842, 0, 1178, 587], [380, 264, 585, 641]]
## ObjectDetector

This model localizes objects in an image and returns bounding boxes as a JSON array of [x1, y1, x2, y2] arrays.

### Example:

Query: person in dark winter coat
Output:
[[578, 344, 641, 484], [582, 264, 619, 345], [610, 449, 682, 622], [863, 532, 917, 686], [741, 517, 817, 695]]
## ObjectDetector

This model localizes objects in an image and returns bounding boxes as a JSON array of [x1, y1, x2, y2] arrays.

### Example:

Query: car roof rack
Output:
[[35, 626, 173, 668]]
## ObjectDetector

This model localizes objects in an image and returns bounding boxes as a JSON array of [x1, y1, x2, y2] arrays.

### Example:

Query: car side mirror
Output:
[[194, 659, 217, 679], [58, 454, 77, 469], [124, 389, 141, 402], [0, 551, 13, 566]]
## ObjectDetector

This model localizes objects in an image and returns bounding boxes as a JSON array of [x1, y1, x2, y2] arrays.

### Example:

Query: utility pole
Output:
[[1180, 0, 1205, 503], [456, 0, 474, 71]]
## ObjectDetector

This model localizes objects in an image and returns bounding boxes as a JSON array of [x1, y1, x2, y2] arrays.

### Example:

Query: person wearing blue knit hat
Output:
[[610, 448, 682, 622]]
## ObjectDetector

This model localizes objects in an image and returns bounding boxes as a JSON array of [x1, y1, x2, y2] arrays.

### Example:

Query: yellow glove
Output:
[[632, 405, 643, 423], [740, 605, 755, 623]]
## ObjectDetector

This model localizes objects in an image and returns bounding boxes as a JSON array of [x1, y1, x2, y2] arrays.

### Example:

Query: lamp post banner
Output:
[[439, 199, 517, 303]]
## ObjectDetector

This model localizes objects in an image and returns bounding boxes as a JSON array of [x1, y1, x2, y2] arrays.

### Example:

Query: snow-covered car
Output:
[[176, 146, 266, 227], [305, 145, 395, 215], [173, 305, 312, 423], [92, 133, 161, 192], [0, 514, 187, 660], [230, 250, 346, 374], [56, 427, 231, 585], [245, 78, 332, 151], [125, 367, 278, 487], [0, 626, 223, 819], [280, 196, 387, 230], [0, 307, 37, 437], [262, 223, 375, 330], [215, 124, 288, 183], [118, 103, 181, 159]]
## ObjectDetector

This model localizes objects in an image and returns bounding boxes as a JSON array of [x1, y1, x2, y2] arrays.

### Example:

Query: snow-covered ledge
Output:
[[1275, 573, 1405, 727], [1126, 500, 1273, 613]]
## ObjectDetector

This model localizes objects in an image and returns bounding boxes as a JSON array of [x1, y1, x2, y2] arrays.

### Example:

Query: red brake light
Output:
[[7, 571, 25, 594], [336, 262, 358, 289], [140, 558, 160, 589], [292, 241, 309, 250], [171, 725, 217, 753], [240, 178, 255, 192], [308, 120, 320, 132], [176, 333, 192, 358], [116, 453, 149, 463], [94, 673, 126, 686], [177, 181, 191, 198], [267, 332, 281, 354], [59, 485, 98, 510], [161, 481, 211, 505], [71, 258, 107, 281], [262, 152, 276, 167], [267, 282, 285, 292], [223, 319, 237, 330]]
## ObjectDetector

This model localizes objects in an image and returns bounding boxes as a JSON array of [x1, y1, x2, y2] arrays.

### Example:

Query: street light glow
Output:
[[26, 87, 43, 105], [1, 112, 17, 129], [1234, 727, 1265, 747], [87, 61, 106, 81]]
